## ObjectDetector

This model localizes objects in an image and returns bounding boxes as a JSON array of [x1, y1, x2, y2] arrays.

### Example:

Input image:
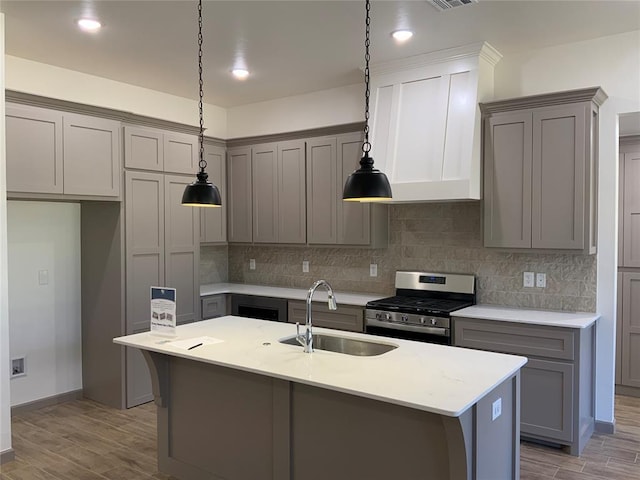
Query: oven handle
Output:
[[365, 318, 449, 336]]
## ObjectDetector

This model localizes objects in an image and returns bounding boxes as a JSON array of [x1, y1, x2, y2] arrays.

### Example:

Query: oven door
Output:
[[365, 317, 451, 345]]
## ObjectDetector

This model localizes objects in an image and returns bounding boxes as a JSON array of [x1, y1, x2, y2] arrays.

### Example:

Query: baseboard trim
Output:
[[0, 448, 15, 464], [10, 389, 84, 416], [615, 384, 640, 398], [595, 419, 616, 435]]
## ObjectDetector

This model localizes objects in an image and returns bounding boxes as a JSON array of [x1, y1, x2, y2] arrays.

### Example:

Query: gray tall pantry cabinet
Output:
[[616, 137, 640, 396], [482, 87, 606, 252]]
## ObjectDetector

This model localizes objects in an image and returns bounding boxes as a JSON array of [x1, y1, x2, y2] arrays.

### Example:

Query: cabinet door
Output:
[[125, 171, 165, 333], [252, 143, 279, 243], [63, 113, 121, 197], [5, 104, 63, 194], [227, 147, 253, 243], [124, 125, 164, 171], [164, 175, 200, 325], [521, 358, 574, 443], [621, 272, 640, 388], [307, 137, 337, 244], [532, 105, 587, 249], [278, 140, 306, 244], [164, 132, 198, 175], [337, 133, 370, 245], [616, 271, 623, 385], [622, 149, 640, 266], [202, 294, 227, 320], [200, 144, 227, 243], [288, 300, 364, 332], [483, 111, 532, 248]]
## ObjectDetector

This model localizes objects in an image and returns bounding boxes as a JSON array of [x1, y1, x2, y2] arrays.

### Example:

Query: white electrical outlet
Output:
[[492, 397, 502, 421], [302, 261, 309, 273], [11, 357, 26, 378], [536, 273, 547, 288], [249, 259, 256, 270], [370, 264, 378, 277], [38, 269, 49, 285], [523, 272, 535, 288]]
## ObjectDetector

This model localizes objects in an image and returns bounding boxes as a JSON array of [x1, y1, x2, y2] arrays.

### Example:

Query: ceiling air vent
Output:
[[427, 0, 478, 11]]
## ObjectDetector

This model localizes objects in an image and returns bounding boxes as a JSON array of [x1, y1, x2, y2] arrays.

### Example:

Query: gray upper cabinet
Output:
[[123, 125, 198, 175], [277, 140, 306, 244], [620, 143, 640, 267], [227, 146, 253, 243], [307, 137, 338, 244], [200, 143, 227, 244], [63, 113, 120, 197], [124, 125, 164, 171], [482, 87, 606, 252], [6, 104, 63, 194], [164, 132, 198, 175], [307, 134, 388, 247], [6, 103, 121, 198], [252, 143, 279, 243]]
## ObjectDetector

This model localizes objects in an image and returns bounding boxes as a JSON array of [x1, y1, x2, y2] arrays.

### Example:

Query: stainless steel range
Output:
[[365, 271, 476, 345]]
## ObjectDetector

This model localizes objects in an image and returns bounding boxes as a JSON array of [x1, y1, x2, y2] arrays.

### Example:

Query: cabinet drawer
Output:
[[453, 318, 575, 360], [288, 300, 363, 333], [202, 294, 228, 320]]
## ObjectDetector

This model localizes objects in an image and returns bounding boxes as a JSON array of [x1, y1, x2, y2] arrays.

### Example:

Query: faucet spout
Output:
[[298, 280, 337, 353]]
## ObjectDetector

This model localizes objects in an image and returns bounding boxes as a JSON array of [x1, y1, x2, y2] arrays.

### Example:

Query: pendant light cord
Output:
[[197, 0, 206, 173], [363, 0, 371, 155]]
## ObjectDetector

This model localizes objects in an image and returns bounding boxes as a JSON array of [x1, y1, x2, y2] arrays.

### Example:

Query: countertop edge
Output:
[[452, 305, 600, 329]]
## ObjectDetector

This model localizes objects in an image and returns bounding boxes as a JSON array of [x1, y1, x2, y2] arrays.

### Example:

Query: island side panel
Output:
[[474, 373, 520, 480], [289, 383, 456, 480]]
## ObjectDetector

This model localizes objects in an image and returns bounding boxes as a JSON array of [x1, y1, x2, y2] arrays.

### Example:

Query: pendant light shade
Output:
[[343, 152, 392, 202], [182, 0, 222, 208], [181, 171, 222, 207], [343, 0, 392, 203]]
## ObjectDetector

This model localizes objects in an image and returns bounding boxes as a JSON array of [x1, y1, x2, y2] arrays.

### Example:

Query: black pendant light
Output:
[[182, 0, 222, 207], [343, 0, 392, 202]]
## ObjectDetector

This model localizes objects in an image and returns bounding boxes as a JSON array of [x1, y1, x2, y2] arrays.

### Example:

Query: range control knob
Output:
[[401, 314, 409, 322], [385, 313, 392, 321], [420, 317, 426, 324], [430, 318, 437, 326]]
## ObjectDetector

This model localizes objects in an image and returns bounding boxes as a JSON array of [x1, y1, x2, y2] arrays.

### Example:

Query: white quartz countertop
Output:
[[114, 316, 526, 418], [200, 282, 383, 307], [452, 305, 599, 329]]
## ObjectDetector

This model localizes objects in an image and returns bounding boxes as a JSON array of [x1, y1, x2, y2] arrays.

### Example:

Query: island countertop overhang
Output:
[[114, 316, 527, 417]]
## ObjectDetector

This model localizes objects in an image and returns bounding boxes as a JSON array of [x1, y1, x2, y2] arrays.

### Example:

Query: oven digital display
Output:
[[419, 275, 446, 285]]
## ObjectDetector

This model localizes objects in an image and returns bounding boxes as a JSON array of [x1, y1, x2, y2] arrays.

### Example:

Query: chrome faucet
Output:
[[296, 280, 337, 353]]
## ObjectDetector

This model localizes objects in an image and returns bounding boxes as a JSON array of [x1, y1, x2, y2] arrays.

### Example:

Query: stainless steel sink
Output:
[[280, 333, 397, 356]]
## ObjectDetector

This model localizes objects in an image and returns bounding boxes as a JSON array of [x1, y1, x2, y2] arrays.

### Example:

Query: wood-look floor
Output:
[[1, 395, 639, 480]]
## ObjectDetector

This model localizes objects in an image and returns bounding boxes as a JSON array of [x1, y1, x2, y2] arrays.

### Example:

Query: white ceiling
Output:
[[1, 1, 639, 108]]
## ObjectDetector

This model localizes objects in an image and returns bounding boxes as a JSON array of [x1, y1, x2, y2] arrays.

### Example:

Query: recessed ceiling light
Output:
[[391, 30, 413, 42], [232, 68, 250, 80], [77, 18, 102, 32]]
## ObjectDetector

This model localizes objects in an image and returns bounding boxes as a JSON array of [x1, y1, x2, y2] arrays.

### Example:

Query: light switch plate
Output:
[[492, 397, 502, 421], [249, 259, 256, 270], [38, 269, 49, 285], [536, 273, 546, 288], [370, 264, 378, 277], [523, 272, 534, 288], [302, 261, 309, 273]]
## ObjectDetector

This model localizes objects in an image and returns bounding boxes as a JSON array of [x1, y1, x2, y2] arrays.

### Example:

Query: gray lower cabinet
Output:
[[123, 125, 198, 175], [307, 133, 388, 246], [619, 272, 640, 389], [482, 88, 606, 252], [201, 294, 228, 320], [288, 300, 364, 332], [6, 103, 121, 198], [453, 317, 595, 455], [200, 143, 227, 243]]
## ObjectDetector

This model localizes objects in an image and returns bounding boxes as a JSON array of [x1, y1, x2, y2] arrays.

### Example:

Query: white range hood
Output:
[[369, 42, 502, 202]]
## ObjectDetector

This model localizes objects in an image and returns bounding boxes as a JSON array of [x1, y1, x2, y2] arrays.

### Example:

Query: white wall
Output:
[[4, 55, 228, 139], [494, 30, 640, 426], [0, 13, 12, 457], [227, 83, 364, 138], [7, 202, 82, 407]]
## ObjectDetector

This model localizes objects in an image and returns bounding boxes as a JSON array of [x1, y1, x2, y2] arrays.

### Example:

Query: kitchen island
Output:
[[114, 316, 527, 480]]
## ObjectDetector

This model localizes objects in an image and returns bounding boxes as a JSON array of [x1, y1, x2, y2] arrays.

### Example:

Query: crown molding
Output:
[[226, 122, 363, 148], [480, 87, 608, 114]]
